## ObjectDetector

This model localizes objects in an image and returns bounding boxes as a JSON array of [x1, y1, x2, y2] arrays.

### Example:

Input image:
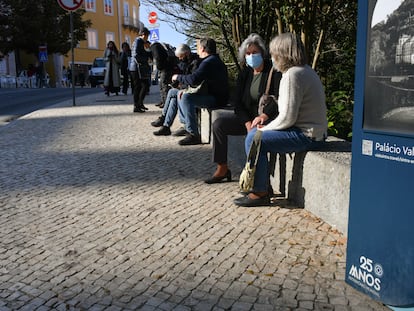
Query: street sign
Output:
[[148, 11, 158, 24], [57, 0, 84, 11], [149, 29, 160, 42], [39, 46, 48, 62]]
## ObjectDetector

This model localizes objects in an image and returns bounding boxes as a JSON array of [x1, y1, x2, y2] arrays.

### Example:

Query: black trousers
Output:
[[212, 113, 247, 164], [121, 71, 130, 94], [130, 71, 149, 108]]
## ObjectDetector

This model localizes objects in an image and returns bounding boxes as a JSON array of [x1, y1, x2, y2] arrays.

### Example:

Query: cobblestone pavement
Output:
[[0, 89, 390, 311]]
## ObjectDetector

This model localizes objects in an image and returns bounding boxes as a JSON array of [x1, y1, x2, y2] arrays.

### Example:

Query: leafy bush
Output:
[[326, 90, 354, 140]]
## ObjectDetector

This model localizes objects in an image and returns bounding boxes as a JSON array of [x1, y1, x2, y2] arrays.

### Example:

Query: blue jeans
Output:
[[179, 93, 216, 135], [163, 88, 185, 127], [245, 127, 313, 192]]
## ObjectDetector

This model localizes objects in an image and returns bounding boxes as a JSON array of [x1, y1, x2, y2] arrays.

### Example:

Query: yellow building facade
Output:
[[61, 0, 143, 86]]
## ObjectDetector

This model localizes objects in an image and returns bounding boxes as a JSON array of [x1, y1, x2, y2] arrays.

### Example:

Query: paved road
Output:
[[0, 89, 390, 310], [0, 87, 102, 124]]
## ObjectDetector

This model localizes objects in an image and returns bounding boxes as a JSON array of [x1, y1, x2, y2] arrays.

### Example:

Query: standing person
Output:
[[129, 27, 152, 113], [120, 42, 131, 95], [151, 43, 200, 136], [205, 33, 281, 184], [61, 66, 69, 87], [35, 62, 43, 88], [234, 33, 327, 207], [171, 37, 229, 145], [150, 42, 177, 108], [103, 40, 121, 96]]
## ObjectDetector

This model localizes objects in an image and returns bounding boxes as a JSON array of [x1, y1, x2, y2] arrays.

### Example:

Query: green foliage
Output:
[[326, 91, 354, 140], [142, 0, 357, 140], [0, 0, 91, 57]]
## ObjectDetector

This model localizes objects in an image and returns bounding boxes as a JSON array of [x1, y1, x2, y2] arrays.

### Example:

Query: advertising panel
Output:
[[346, 0, 414, 308]]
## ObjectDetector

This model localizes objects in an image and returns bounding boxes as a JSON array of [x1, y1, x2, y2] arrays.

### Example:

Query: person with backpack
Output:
[[150, 42, 177, 108]]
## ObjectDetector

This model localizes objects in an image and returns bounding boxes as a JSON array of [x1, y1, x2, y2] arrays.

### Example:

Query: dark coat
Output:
[[177, 53, 200, 75], [233, 59, 282, 124], [176, 54, 229, 106], [135, 38, 152, 64], [120, 50, 130, 76]]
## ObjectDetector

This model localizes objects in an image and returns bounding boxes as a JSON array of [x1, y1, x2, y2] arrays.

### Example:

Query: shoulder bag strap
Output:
[[264, 69, 274, 95], [247, 130, 263, 168]]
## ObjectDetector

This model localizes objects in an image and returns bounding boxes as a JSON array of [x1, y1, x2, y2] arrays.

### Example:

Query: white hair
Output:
[[238, 33, 267, 64], [175, 44, 191, 57]]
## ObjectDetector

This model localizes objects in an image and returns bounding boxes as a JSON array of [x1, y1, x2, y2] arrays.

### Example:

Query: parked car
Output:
[[88, 57, 106, 87]]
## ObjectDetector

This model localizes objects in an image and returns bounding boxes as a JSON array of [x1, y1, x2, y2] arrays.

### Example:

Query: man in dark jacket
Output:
[[172, 38, 229, 145]]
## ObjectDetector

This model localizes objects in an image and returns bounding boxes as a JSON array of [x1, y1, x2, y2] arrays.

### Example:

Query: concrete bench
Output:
[[202, 108, 352, 235]]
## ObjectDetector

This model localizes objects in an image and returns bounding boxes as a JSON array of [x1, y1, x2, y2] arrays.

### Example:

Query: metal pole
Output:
[[70, 11, 76, 106]]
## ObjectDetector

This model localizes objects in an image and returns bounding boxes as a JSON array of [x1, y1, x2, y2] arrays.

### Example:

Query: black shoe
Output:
[[141, 105, 149, 110], [151, 115, 165, 127], [153, 126, 171, 136], [172, 127, 188, 137], [234, 194, 270, 207], [178, 134, 201, 145], [155, 102, 164, 108], [133, 107, 145, 113], [205, 170, 232, 184]]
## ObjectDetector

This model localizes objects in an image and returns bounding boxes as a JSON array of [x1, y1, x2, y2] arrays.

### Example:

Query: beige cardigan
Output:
[[260, 65, 327, 141]]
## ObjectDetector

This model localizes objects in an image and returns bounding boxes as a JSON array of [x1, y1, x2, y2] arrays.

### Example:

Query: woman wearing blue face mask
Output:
[[234, 33, 327, 207], [205, 33, 282, 184]]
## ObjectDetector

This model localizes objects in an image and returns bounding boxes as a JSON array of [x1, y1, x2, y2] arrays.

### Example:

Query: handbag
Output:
[[258, 69, 278, 115], [183, 80, 208, 95], [239, 130, 263, 193]]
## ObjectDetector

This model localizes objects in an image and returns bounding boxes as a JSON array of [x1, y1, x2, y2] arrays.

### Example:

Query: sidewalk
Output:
[[0, 88, 389, 311]]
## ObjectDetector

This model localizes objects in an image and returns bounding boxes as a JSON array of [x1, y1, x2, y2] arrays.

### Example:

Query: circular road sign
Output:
[[148, 11, 158, 24], [57, 0, 84, 11]]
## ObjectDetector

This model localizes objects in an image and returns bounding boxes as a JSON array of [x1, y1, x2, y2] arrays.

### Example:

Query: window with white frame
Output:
[[132, 6, 138, 27], [123, 2, 130, 25], [105, 32, 115, 45], [87, 29, 98, 49], [85, 0, 95, 11], [104, 0, 113, 15]]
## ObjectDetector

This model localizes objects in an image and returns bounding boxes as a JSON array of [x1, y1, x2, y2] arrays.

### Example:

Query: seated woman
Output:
[[234, 32, 328, 207], [205, 33, 281, 184]]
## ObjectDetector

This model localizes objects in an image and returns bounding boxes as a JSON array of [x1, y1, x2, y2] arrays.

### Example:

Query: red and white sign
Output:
[[148, 11, 158, 24], [57, 0, 84, 11]]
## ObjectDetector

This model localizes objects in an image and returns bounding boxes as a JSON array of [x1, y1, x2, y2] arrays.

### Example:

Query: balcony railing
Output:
[[122, 16, 141, 29]]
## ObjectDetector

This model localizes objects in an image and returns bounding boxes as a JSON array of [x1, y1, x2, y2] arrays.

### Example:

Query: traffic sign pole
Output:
[[70, 11, 75, 106], [57, 0, 83, 106]]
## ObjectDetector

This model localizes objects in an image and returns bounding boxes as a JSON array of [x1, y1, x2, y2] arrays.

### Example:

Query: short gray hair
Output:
[[269, 32, 307, 72], [175, 44, 191, 57], [238, 33, 267, 64]]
